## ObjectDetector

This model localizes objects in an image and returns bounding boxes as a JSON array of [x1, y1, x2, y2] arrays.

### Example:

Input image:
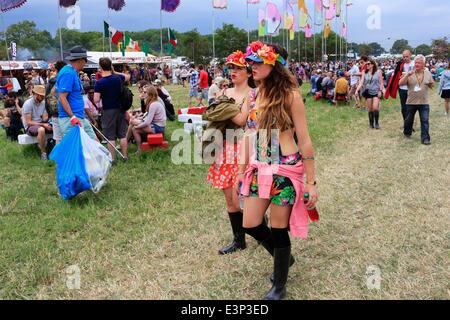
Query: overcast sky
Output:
[[3, 0, 449, 50]]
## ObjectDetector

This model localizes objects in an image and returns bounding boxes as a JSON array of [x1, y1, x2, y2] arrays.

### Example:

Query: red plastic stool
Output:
[[147, 133, 164, 145]]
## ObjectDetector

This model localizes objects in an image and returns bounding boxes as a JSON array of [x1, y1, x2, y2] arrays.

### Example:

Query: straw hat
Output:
[[32, 85, 46, 97]]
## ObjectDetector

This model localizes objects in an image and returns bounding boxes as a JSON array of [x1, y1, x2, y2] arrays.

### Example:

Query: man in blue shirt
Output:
[[56, 46, 96, 140]]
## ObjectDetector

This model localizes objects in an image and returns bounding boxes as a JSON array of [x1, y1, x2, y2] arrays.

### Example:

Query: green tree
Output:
[[431, 37, 449, 59], [214, 24, 248, 58], [391, 39, 413, 54], [415, 44, 432, 56], [368, 42, 385, 56], [358, 43, 373, 56]]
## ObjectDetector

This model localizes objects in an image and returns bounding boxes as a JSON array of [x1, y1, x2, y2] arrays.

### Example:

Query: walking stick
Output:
[[91, 124, 126, 160]]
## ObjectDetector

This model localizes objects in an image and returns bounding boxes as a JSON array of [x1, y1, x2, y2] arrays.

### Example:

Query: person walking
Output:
[[399, 55, 435, 145], [356, 59, 384, 129], [56, 46, 97, 141], [239, 42, 318, 300], [438, 62, 450, 116], [206, 51, 254, 255]]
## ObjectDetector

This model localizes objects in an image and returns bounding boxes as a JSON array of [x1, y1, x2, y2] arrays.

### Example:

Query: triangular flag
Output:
[[161, 0, 181, 12]]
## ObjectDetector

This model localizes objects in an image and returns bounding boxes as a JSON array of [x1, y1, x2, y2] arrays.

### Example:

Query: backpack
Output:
[[45, 92, 59, 117], [120, 82, 134, 112]]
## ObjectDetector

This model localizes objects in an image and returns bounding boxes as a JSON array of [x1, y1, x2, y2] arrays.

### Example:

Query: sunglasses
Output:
[[228, 65, 246, 70]]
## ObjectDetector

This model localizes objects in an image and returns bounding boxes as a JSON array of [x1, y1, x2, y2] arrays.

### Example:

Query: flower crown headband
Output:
[[244, 41, 287, 66], [226, 50, 246, 68]]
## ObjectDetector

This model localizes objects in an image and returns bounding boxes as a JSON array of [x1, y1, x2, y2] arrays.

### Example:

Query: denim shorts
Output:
[[151, 123, 165, 134]]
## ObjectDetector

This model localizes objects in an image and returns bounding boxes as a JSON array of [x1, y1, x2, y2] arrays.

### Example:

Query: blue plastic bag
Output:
[[50, 126, 91, 200]]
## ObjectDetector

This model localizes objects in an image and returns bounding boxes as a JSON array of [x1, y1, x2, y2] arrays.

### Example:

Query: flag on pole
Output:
[[305, 23, 313, 38], [108, 0, 126, 11], [324, 21, 331, 38], [167, 28, 177, 54], [315, 0, 322, 12], [141, 42, 150, 55], [247, 0, 260, 4], [325, 0, 336, 20], [161, 0, 181, 12], [104, 21, 124, 45], [341, 22, 347, 37], [213, 0, 227, 9], [298, 0, 309, 28], [258, 8, 267, 37], [59, 0, 78, 7], [266, 2, 281, 35], [336, 0, 342, 17]]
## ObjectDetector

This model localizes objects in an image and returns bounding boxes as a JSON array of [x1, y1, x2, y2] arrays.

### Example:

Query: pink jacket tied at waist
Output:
[[241, 161, 310, 239]]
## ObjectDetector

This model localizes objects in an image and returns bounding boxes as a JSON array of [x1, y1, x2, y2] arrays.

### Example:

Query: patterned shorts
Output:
[[248, 153, 302, 207]]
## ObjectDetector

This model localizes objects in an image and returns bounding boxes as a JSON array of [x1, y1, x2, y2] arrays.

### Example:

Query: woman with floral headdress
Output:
[[238, 42, 318, 300], [206, 50, 255, 255]]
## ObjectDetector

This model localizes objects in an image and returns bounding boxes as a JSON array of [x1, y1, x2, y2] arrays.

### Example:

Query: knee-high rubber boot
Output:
[[218, 212, 246, 255], [369, 111, 375, 129], [264, 246, 291, 300], [374, 110, 380, 129], [258, 237, 295, 283]]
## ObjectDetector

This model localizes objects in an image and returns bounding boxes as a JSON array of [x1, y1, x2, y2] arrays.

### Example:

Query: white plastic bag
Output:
[[79, 128, 113, 193]]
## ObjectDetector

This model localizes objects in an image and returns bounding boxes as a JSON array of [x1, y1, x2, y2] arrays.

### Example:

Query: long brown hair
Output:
[[258, 44, 298, 132], [145, 86, 159, 112], [366, 58, 378, 75]]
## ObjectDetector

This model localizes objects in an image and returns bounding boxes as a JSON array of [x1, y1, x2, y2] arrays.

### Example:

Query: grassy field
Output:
[[0, 84, 448, 300]]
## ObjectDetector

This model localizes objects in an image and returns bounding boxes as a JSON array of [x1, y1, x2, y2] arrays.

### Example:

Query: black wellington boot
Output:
[[369, 111, 375, 129], [264, 246, 291, 300], [374, 110, 380, 129], [259, 237, 295, 283], [218, 212, 246, 255]]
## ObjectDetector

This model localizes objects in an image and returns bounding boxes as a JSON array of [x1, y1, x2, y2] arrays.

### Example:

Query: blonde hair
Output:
[[145, 86, 159, 112]]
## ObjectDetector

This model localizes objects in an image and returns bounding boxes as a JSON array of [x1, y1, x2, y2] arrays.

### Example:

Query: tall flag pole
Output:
[[212, 1, 228, 63], [161, 1, 182, 60], [160, 8, 163, 58], [57, 0, 64, 60], [246, 1, 250, 44]]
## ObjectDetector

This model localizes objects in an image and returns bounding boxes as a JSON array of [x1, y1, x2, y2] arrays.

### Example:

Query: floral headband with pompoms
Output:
[[244, 41, 286, 66]]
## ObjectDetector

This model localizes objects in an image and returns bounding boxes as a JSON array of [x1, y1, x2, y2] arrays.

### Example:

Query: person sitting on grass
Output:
[[130, 86, 166, 155], [333, 71, 350, 105], [22, 85, 53, 161], [3, 92, 23, 141]]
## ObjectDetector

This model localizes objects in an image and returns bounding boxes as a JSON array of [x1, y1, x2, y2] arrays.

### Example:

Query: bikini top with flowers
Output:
[[246, 88, 260, 130]]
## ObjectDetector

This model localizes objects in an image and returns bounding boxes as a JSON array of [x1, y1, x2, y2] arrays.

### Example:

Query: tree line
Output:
[[0, 20, 448, 64]]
